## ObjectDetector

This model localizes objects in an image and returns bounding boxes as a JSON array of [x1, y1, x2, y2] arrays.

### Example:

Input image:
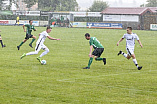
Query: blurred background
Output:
[[0, 0, 157, 30]]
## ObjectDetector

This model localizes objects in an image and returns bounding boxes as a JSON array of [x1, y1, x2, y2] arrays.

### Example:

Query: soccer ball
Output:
[[41, 60, 46, 65]]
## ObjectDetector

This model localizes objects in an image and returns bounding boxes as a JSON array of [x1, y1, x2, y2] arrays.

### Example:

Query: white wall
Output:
[[103, 14, 139, 22]]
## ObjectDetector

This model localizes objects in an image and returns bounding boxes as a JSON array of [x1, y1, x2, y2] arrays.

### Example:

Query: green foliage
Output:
[[0, 0, 5, 10], [0, 26, 157, 103], [38, 0, 78, 11], [0, 0, 18, 10], [141, 0, 157, 7], [23, 0, 37, 9], [88, 0, 109, 12]]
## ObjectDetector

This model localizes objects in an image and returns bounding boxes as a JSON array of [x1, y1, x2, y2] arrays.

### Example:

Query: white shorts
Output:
[[35, 43, 48, 52], [126, 48, 134, 56]]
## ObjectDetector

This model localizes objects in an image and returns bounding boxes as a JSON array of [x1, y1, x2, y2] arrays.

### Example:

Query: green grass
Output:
[[0, 26, 157, 104]]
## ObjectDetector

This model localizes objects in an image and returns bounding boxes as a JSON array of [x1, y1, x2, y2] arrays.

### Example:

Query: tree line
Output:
[[0, 0, 157, 12]]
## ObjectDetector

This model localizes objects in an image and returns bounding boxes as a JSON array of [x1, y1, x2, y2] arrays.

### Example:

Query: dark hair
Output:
[[127, 27, 132, 30], [29, 20, 32, 23], [47, 26, 52, 30], [85, 33, 90, 37]]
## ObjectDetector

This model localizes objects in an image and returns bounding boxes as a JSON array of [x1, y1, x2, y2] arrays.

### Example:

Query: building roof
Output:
[[101, 7, 157, 15], [148, 7, 157, 13]]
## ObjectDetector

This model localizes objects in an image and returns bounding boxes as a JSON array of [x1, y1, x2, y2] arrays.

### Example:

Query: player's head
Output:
[[85, 33, 90, 40], [29, 20, 33, 24], [127, 27, 132, 34], [46, 26, 52, 33]]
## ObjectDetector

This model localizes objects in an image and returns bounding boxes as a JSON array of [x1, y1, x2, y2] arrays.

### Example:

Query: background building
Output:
[[101, 7, 157, 30]]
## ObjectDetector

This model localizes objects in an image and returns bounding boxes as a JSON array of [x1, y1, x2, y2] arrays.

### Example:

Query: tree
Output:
[[1, 0, 19, 10], [23, 0, 37, 9], [140, 0, 157, 7], [23, 0, 78, 11], [88, 0, 109, 12], [0, 0, 5, 10], [7, 0, 19, 10], [38, 0, 78, 11]]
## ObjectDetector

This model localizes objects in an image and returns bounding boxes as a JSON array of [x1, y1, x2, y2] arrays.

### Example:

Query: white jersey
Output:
[[122, 33, 139, 49], [36, 31, 49, 44]]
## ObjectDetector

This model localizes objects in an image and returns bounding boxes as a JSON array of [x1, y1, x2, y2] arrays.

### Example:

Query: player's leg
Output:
[[0, 37, 5, 48], [94, 48, 106, 65], [118, 50, 127, 58], [21, 43, 40, 59], [35, 43, 43, 62], [17, 39, 28, 50], [29, 35, 36, 48], [17, 34, 29, 50], [21, 51, 39, 59], [39, 45, 49, 58], [83, 55, 94, 69], [131, 54, 142, 70], [95, 56, 103, 61], [0, 40, 4, 47], [128, 48, 142, 70], [83, 50, 96, 69]]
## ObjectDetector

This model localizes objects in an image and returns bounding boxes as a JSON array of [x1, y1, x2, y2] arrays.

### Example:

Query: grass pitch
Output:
[[0, 26, 157, 104]]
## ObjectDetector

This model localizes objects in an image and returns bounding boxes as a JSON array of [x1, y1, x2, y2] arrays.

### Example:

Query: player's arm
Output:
[[89, 45, 93, 57], [23, 25, 26, 32], [33, 27, 37, 31], [32, 25, 37, 31], [117, 38, 124, 46], [47, 36, 60, 40], [137, 40, 143, 48]]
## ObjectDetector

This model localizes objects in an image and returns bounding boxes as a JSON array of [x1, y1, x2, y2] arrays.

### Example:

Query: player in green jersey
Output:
[[17, 20, 37, 50], [83, 33, 106, 69]]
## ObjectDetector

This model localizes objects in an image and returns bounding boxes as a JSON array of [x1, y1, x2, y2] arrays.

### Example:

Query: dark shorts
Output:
[[25, 34, 33, 39], [16, 20, 19, 23], [92, 48, 104, 57]]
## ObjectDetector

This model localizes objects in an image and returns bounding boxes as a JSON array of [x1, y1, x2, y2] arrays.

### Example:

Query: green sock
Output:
[[19, 42, 24, 46], [30, 38, 35, 44], [95, 57, 103, 61], [88, 57, 93, 68]]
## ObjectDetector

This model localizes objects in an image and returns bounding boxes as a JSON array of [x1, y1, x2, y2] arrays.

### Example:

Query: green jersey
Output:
[[25, 24, 35, 34], [89, 37, 104, 49]]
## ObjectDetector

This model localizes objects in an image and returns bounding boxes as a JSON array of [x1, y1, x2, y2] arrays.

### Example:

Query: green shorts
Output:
[[25, 34, 33, 39], [92, 48, 104, 57]]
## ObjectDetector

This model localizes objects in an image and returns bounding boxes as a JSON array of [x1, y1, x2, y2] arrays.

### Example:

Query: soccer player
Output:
[[20, 26, 60, 62], [15, 15, 19, 26], [17, 20, 37, 50], [0, 30, 6, 48], [117, 27, 143, 70], [83, 33, 106, 69]]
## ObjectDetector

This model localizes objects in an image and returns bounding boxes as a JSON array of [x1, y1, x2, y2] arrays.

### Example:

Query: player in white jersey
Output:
[[20, 26, 60, 62], [117, 27, 143, 70]]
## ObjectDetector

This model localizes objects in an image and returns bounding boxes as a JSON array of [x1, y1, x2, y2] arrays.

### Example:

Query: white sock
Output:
[[133, 59, 138, 68], [26, 51, 38, 56], [40, 48, 49, 57], [122, 52, 127, 58]]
